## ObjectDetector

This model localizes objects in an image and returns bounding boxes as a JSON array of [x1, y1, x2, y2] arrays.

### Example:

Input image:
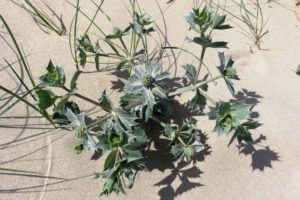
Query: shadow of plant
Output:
[[238, 134, 280, 171], [145, 148, 205, 200], [155, 164, 204, 200], [109, 70, 129, 92], [230, 89, 279, 170], [144, 122, 210, 200]]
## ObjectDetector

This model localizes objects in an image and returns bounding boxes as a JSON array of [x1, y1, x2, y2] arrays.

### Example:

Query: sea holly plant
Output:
[[93, 120, 148, 195], [163, 120, 204, 163], [0, 0, 262, 197], [209, 101, 261, 146], [185, 3, 232, 79]]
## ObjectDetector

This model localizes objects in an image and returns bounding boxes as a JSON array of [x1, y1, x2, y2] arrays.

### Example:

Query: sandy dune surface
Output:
[[0, 0, 300, 199]]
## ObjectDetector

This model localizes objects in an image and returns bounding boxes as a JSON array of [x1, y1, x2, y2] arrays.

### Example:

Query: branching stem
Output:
[[169, 75, 222, 97]]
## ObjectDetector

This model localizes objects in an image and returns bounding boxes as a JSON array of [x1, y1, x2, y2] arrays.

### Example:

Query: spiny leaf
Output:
[[53, 99, 80, 126], [106, 26, 130, 39], [211, 41, 228, 48], [104, 148, 117, 170], [34, 89, 57, 110], [184, 64, 197, 83], [212, 101, 253, 136], [78, 35, 95, 53], [113, 108, 138, 131], [78, 47, 87, 67], [70, 70, 82, 91], [99, 90, 114, 112], [217, 52, 239, 95], [39, 60, 65, 87], [193, 37, 228, 48], [211, 14, 232, 30]]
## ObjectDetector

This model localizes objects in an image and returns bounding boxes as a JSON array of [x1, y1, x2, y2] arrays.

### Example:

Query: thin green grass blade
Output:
[[0, 167, 41, 175], [4, 59, 31, 92], [90, 0, 111, 21], [74, 0, 80, 65], [0, 87, 36, 116], [24, 0, 62, 35], [0, 15, 36, 87], [84, 0, 105, 35], [66, 0, 106, 36], [0, 85, 40, 114]]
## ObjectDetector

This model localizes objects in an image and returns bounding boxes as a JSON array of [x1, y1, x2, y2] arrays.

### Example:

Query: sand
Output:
[[0, 0, 300, 199]]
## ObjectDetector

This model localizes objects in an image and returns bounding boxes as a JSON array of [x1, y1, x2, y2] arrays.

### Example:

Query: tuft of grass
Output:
[[11, 0, 65, 36], [236, 0, 269, 49], [208, 0, 269, 50]]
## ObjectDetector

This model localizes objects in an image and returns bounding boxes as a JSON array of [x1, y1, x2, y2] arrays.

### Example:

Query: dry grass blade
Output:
[[208, 0, 269, 50], [11, 0, 65, 36]]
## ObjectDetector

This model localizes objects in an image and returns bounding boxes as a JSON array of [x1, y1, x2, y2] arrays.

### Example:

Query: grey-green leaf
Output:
[[104, 148, 117, 170], [113, 108, 138, 131], [78, 35, 95, 53], [78, 47, 87, 67], [99, 90, 114, 112], [184, 64, 197, 83], [70, 71, 82, 91]]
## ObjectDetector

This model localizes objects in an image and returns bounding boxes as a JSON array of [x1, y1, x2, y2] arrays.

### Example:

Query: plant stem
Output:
[[141, 35, 149, 64], [169, 75, 222, 97], [196, 47, 206, 80], [178, 136, 187, 146], [150, 116, 166, 127], [198, 88, 217, 106], [62, 86, 111, 113], [119, 37, 129, 55], [86, 53, 125, 60], [74, 0, 80, 65], [87, 114, 112, 129]]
